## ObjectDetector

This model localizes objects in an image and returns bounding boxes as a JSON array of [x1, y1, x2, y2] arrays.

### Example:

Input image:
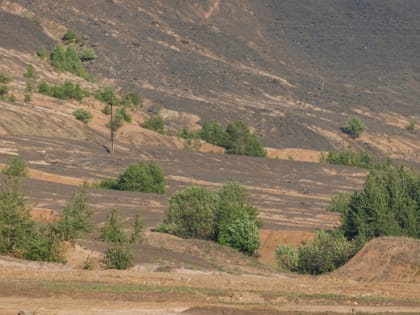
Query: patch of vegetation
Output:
[[321, 149, 391, 170], [37, 46, 48, 60], [62, 29, 82, 44], [274, 244, 298, 272], [38, 80, 87, 102], [0, 84, 8, 96], [275, 231, 355, 275], [342, 166, 420, 241], [406, 119, 416, 132], [0, 176, 64, 262], [73, 108, 93, 124], [0, 72, 11, 84], [79, 47, 96, 62], [142, 112, 165, 134], [8, 94, 16, 103], [100, 209, 128, 243], [277, 165, 420, 274], [99, 161, 166, 194], [103, 244, 133, 270], [116, 107, 131, 123], [24, 64, 35, 79], [328, 192, 353, 213], [342, 116, 367, 139], [1, 156, 28, 177], [50, 45, 90, 79], [180, 120, 266, 157], [24, 94, 31, 103], [55, 188, 94, 242], [158, 183, 261, 256]]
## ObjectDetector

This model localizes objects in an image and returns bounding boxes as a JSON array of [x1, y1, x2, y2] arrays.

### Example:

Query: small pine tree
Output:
[[100, 209, 128, 243], [56, 188, 93, 241]]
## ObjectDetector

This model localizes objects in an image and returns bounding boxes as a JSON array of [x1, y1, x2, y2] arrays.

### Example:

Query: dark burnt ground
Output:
[[0, 135, 365, 231], [7, 0, 420, 150]]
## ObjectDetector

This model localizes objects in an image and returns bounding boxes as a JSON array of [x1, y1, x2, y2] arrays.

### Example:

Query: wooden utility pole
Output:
[[110, 103, 114, 154]]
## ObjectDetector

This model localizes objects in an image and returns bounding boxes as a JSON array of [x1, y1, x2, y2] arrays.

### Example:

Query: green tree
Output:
[[224, 121, 266, 157], [56, 188, 93, 241], [103, 244, 133, 270], [73, 109, 93, 124], [0, 177, 33, 254], [160, 186, 219, 240], [100, 209, 128, 243]]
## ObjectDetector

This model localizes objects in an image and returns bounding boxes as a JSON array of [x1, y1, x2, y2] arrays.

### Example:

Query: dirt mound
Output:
[[333, 237, 420, 283]]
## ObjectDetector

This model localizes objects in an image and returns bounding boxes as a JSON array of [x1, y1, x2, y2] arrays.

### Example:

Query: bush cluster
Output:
[[158, 183, 261, 255], [100, 209, 144, 269], [342, 116, 367, 139], [62, 29, 82, 44], [321, 149, 391, 170], [0, 175, 93, 262], [342, 166, 420, 241], [275, 231, 356, 275], [1, 156, 28, 177], [180, 120, 266, 157], [0, 72, 11, 84], [142, 112, 165, 134], [73, 108, 93, 124], [50, 45, 90, 79], [38, 80, 87, 102], [99, 161, 165, 194]]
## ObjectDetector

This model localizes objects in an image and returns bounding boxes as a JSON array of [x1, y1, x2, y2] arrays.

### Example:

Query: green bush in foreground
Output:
[[73, 108, 93, 124], [158, 183, 261, 256], [103, 244, 133, 270], [274, 244, 298, 272], [100, 209, 128, 243], [1, 156, 28, 177]]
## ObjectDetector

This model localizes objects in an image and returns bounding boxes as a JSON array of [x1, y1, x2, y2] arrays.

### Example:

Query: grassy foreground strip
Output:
[[0, 278, 418, 307]]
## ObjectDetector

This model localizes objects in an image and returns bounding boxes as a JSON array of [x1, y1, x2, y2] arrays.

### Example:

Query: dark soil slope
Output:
[[3, 0, 419, 151]]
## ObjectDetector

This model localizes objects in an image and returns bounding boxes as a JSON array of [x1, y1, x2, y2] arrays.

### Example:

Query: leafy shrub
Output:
[[322, 149, 391, 170], [8, 95, 16, 103], [199, 120, 227, 146], [100, 209, 128, 243], [142, 112, 164, 134], [0, 72, 11, 84], [103, 244, 133, 270], [0, 84, 8, 96], [116, 107, 132, 123], [224, 121, 266, 157], [73, 108, 93, 124], [106, 116, 123, 132], [274, 244, 298, 272], [37, 46, 48, 59], [99, 161, 166, 194], [94, 87, 118, 105], [218, 216, 260, 255], [62, 29, 81, 44], [0, 176, 33, 254], [56, 188, 93, 241], [38, 80, 86, 102], [1, 156, 28, 177], [24, 64, 35, 79], [24, 94, 31, 103], [79, 48, 96, 62], [159, 183, 261, 255], [121, 91, 141, 107], [343, 116, 367, 139], [296, 231, 355, 275], [342, 166, 420, 241], [159, 186, 219, 240], [50, 45, 89, 79], [406, 119, 416, 132], [131, 210, 145, 243], [328, 192, 352, 214], [24, 224, 64, 263]]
